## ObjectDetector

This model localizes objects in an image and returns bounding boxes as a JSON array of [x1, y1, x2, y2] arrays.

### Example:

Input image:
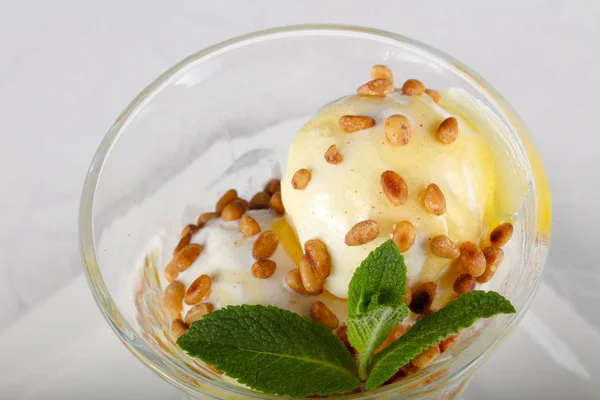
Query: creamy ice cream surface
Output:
[[281, 88, 526, 301]]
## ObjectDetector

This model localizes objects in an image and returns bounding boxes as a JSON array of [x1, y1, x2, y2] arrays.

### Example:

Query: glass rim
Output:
[[78, 24, 547, 399]]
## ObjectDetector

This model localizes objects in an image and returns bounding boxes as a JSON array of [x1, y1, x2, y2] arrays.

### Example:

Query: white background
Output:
[[0, 0, 599, 398]]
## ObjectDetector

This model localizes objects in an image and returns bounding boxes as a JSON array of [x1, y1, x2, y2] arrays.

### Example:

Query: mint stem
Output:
[[358, 356, 369, 381]]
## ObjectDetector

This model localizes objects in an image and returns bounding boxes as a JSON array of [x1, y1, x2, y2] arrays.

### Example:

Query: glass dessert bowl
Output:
[[79, 25, 551, 399]]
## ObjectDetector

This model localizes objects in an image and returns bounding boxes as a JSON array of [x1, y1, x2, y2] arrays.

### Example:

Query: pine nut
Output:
[[185, 303, 214, 325], [291, 168, 312, 190], [270, 191, 285, 214], [478, 246, 504, 283], [232, 198, 249, 210], [162, 281, 185, 318], [439, 335, 458, 353], [165, 243, 203, 281], [180, 224, 199, 238], [299, 255, 324, 294], [336, 325, 353, 352], [392, 221, 417, 252], [345, 220, 380, 246], [357, 78, 394, 97], [252, 230, 279, 260], [339, 115, 376, 133], [264, 179, 281, 195], [184, 274, 212, 305], [324, 144, 343, 164], [401, 79, 425, 96], [215, 189, 238, 214], [458, 242, 486, 277], [171, 319, 189, 338], [221, 201, 246, 221], [403, 285, 412, 306], [249, 191, 271, 210], [409, 281, 437, 314], [285, 268, 310, 295], [425, 89, 441, 103], [310, 301, 339, 329], [173, 233, 192, 256], [252, 260, 277, 279], [437, 117, 459, 144], [381, 170, 409, 206], [304, 239, 332, 278], [239, 214, 261, 237], [385, 115, 412, 146], [375, 325, 406, 354], [423, 183, 446, 216], [430, 235, 460, 258], [196, 212, 219, 227], [490, 222, 514, 247], [371, 64, 393, 84], [454, 274, 476, 294], [411, 344, 441, 368]]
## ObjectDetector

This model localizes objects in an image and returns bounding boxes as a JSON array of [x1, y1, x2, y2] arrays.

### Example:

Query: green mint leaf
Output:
[[366, 290, 516, 390], [346, 240, 408, 379], [177, 305, 360, 397]]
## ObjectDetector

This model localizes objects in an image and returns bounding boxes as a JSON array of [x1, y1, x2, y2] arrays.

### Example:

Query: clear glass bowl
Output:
[[79, 25, 551, 399]]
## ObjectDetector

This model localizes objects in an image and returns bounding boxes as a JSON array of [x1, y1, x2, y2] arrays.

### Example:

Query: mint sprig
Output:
[[177, 305, 360, 397], [346, 240, 409, 380], [366, 290, 516, 390], [177, 242, 517, 396]]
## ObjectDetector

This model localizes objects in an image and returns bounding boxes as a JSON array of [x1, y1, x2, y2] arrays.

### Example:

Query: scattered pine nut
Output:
[[184, 274, 212, 305], [411, 344, 441, 368], [392, 221, 417, 252], [403, 285, 412, 306], [299, 255, 325, 294], [304, 239, 332, 278], [375, 324, 406, 354], [165, 243, 203, 281], [385, 115, 412, 146], [185, 303, 214, 325], [221, 201, 245, 221], [437, 117, 459, 144], [252, 230, 279, 260], [285, 268, 310, 295], [171, 319, 189, 338], [425, 88, 441, 103], [339, 115, 376, 133], [239, 214, 261, 237], [270, 191, 285, 214], [162, 281, 185, 318], [401, 79, 425, 96], [252, 259, 277, 279], [439, 335, 458, 353], [249, 191, 271, 210], [423, 183, 446, 216], [381, 170, 409, 206], [345, 220, 381, 246], [324, 144, 343, 164], [336, 325, 353, 352], [180, 224, 199, 238], [264, 179, 281, 195], [409, 281, 437, 314], [357, 78, 394, 97], [291, 168, 312, 190], [430, 235, 460, 259], [454, 274, 476, 294], [215, 189, 238, 214], [490, 222, 514, 247], [196, 212, 219, 228], [232, 198, 249, 210], [310, 301, 339, 329], [458, 242, 486, 277], [173, 233, 192, 256], [478, 246, 504, 283], [371, 64, 394, 83]]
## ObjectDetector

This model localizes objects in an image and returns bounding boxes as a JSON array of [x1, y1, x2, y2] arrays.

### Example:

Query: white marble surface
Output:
[[0, 0, 599, 370]]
